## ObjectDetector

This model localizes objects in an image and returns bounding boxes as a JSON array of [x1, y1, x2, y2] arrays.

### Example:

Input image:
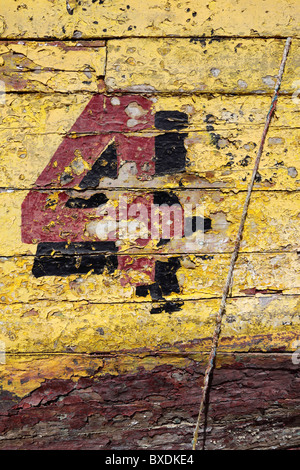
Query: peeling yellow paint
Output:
[[1, 93, 300, 189], [0, 296, 299, 355], [0, 252, 298, 305], [106, 38, 300, 93], [1, 0, 299, 39], [0, 40, 106, 92], [1, 189, 299, 256], [0, 0, 299, 425], [1, 94, 300, 134]]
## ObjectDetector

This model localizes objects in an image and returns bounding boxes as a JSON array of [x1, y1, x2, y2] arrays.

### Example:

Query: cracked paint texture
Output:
[[0, 0, 299, 451], [0, 0, 300, 39]]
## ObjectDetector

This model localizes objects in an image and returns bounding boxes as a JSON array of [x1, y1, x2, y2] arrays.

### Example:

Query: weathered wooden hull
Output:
[[1, 351, 299, 450], [0, 0, 299, 451]]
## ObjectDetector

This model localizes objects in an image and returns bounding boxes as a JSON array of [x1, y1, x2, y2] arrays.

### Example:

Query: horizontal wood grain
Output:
[[1, 0, 299, 39], [0, 296, 299, 354], [0, 352, 299, 449], [0, 252, 298, 303]]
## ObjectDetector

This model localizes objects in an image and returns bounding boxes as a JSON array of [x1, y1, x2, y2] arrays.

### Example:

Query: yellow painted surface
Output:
[[0, 41, 105, 74], [106, 38, 300, 93], [0, 0, 299, 419], [0, 93, 91, 133], [0, 354, 105, 399], [0, 252, 298, 304], [0, 352, 210, 400], [0, 0, 299, 39], [1, 92, 299, 190], [1, 128, 300, 191], [1, 93, 300, 133], [0, 189, 299, 256], [1, 38, 300, 94], [0, 296, 299, 354], [0, 40, 106, 92]]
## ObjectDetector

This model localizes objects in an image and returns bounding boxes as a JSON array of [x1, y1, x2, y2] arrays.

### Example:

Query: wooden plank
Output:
[[1, 38, 299, 94], [0, 91, 299, 190], [0, 296, 299, 354], [0, 352, 299, 450], [0, 40, 106, 93], [1, 0, 299, 39], [0, 0, 299, 453], [1, 189, 298, 256], [105, 38, 300, 94], [1, 127, 299, 190], [1, 93, 300, 133], [0, 252, 298, 304]]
